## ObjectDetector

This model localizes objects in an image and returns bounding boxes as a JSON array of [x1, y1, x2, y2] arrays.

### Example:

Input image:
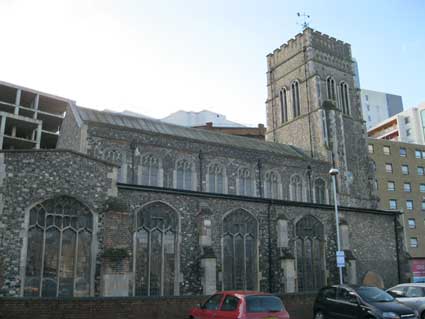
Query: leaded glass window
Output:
[[208, 163, 225, 194], [176, 159, 193, 190], [223, 209, 257, 290], [314, 179, 327, 204], [23, 196, 93, 297], [237, 168, 252, 196], [326, 77, 336, 101], [339, 82, 350, 115], [140, 154, 160, 186], [280, 88, 288, 123], [134, 202, 177, 296], [290, 175, 303, 202], [295, 215, 324, 292], [264, 171, 279, 199]]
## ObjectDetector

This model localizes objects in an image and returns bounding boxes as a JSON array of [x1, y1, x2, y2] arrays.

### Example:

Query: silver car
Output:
[[387, 283, 425, 319]]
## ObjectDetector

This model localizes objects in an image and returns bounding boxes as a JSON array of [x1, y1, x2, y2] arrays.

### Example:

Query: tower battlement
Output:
[[267, 28, 352, 68]]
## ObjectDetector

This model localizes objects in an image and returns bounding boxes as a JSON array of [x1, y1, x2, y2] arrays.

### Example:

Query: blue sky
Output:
[[0, 0, 423, 126]]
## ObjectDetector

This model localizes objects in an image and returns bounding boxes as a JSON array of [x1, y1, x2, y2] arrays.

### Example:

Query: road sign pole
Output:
[[330, 169, 344, 285]]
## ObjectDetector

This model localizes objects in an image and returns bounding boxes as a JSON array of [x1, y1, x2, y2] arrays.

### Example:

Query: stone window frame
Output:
[[289, 173, 305, 202], [338, 81, 351, 115], [263, 169, 282, 200], [102, 147, 127, 183], [138, 153, 164, 187], [236, 166, 256, 197], [20, 195, 98, 297], [313, 177, 328, 204], [173, 158, 197, 191], [206, 162, 228, 194], [291, 80, 301, 118], [326, 76, 337, 102], [279, 87, 289, 123], [294, 214, 326, 292], [132, 200, 181, 297], [221, 208, 259, 291]]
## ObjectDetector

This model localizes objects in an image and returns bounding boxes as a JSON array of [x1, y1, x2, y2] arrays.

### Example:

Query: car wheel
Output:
[[314, 311, 325, 319]]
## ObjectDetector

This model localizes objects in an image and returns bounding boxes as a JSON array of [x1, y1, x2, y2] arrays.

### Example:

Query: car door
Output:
[[215, 294, 241, 319], [198, 294, 224, 319], [334, 288, 361, 319], [398, 286, 425, 311]]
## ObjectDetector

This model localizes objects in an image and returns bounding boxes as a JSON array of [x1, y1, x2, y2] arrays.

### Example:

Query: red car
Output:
[[189, 291, 290, 319]]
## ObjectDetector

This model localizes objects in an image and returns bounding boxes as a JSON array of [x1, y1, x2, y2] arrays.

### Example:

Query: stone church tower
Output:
[[266, 28, 377, 208]]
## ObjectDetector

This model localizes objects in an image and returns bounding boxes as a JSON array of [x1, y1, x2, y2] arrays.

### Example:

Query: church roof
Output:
[[76, 106, 310, 159]]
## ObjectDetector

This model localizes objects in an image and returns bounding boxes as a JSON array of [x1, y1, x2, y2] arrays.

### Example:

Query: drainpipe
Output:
[[267, 202, 273, 292], [257, 159, 263, 198], [130, 141, 136, 184], [199, 150, 203, 192]]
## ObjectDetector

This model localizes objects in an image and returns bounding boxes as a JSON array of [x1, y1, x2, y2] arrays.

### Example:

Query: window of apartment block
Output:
[[387, 181, 395, 192], [402, 165, 409, 175], [416, 150, 422, 159], [365, 95, 369, 101], [406, 129, 412, 136], [421, 201, 425, 211], [400, 147, 407, 157], [389, 199, 397, 210], [410, 237, 418, 248], [408, 219, 416, 229], [368, 144, 374, 154], [383, 146, 391, 155], [405, 117, 410, 124], [418, 166, 424, 176], [422, 151, 425, 159], [404, 183, 412, 192], [420, 184, 425, 193], [406, 200, 413, 211], [385, 163, 393, 173]]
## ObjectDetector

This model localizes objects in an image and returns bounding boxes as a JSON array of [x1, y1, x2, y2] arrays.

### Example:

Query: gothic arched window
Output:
[[237, 167, 253, 196], [134, 202, 178, 296], [23, 196, 93, 297], [208, 163, 225, 194], [340, 82, 350, 115], [290, 175, 304, 202], [264, 171, 280, 199], [326, 77, 336, 101], [140, 154, 161, 186], [295, 215, 324, 292], [176, 159, 193, 190], [223, 209, 257, 290], [280, 88, 288, 123], [292, 81, 301, 118], [103, 149, 127, 183], [314, 178, 327, 204]]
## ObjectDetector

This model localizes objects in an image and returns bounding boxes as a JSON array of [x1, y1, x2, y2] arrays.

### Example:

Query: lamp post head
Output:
[[329, 168, 339, 176]]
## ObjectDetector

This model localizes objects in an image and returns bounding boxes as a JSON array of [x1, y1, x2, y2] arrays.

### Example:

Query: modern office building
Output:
[[368, 138, 425, 281], [162, 110, 245, 127], [0, 81, 71, 149], [368, 102, 425, 144], [361, 89, 404, 130]]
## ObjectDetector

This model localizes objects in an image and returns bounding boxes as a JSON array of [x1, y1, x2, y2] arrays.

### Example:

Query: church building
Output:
[[0, 28, 403, 298]]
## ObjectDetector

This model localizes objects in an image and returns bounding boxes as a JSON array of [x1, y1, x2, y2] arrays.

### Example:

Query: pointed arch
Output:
[[291, 81, 301, 117], [102, 147, 127, 183], [295, 215, 325, 292], [222, 208, 258, 291], [280, 87, 289, 123], [264, 170, 281, 199], [134, 201, 179, 296], [326, 76, 336, 102], [339, 81, 351, 115], [22, 196, 95, 297], [290, 174, 304, 202], [174, 158, 195, 191], [207, 162, 227, 194], [138, 153, 163, 187], [237, 166, 255, 196], [313, 177, 328, 204]]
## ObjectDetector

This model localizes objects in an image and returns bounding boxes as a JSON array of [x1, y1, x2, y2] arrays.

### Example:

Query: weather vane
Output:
[[296, 12, 311, 31]]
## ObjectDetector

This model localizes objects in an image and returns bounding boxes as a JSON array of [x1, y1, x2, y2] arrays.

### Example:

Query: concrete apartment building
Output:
[[368, 138, 425, 282], [368, 102, 425, 144], [0, 81, 70, 149], [362, 89, 404, 130]]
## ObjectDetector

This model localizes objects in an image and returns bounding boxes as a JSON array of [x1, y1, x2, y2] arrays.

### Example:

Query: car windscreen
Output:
[[245, 295, 284, 313], [356, 287, 395, 303]]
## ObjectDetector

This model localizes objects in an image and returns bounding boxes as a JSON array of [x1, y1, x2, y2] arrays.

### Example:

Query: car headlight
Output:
[[382, 312, 400, 319]]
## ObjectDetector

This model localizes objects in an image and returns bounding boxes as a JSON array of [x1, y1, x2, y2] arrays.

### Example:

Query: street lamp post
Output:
[[330, 168, 343, 285]]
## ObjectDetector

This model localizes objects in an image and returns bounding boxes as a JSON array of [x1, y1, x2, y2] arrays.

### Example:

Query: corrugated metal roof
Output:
[[76, 106, 309, 159]]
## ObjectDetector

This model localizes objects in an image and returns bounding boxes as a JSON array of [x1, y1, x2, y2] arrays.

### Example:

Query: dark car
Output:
[[189, 291, 290, 319], [313, 285, 418, 319]]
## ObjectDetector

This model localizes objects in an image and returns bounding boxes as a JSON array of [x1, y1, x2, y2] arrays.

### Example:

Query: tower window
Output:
[[279, 88, 288, 123], [291, 81, 301, 118], [339, 82, 350, 115], [326, 77, 336, 101]]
